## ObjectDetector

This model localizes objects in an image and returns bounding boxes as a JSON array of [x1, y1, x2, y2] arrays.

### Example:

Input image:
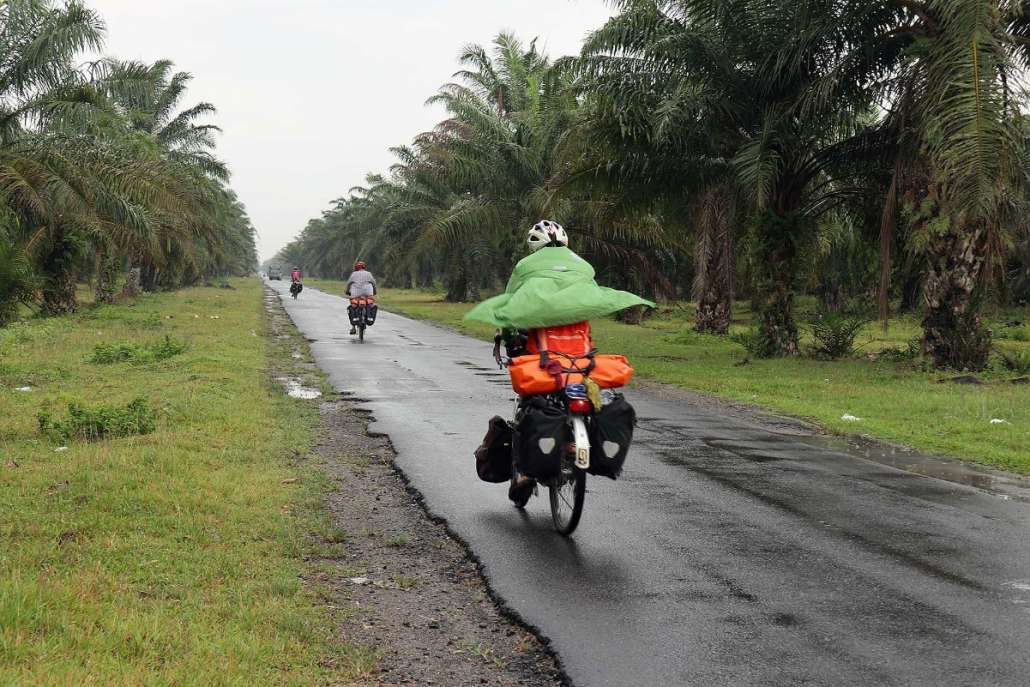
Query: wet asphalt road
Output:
[[271, 282, 1030, 687]]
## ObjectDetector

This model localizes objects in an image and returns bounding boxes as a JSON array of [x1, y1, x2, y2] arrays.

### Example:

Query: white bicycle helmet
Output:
[[527, 220, 568, 252]]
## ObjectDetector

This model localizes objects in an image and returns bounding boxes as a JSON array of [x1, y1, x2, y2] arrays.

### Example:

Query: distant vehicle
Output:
[[268, 265, 282, 280]]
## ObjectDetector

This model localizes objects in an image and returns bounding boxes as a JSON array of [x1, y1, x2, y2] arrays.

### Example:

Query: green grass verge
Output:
[[305, 280, 1030, 474], [0, 279, 373, 685]]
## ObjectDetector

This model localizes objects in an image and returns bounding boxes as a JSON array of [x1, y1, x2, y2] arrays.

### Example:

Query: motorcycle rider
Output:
[[346, 260, 377, 335], [290, 266, 301, 282]]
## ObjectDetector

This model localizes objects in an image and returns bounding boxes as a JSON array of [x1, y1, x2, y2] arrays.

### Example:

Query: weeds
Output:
[[878, 338, 922, 362], [385, 533, 410, 547], [729, 329, 763, 357], [90, 335, 186, 364], [80, 306, 163, 330], [38, 397, 157, 442], [0, 321, 54, 355], [997, 349, 1030, 375], [393, 574, 419, 589], [995, 326, 1029, 342]]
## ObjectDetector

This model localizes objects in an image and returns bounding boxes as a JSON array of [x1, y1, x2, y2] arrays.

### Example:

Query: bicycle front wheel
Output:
[[549, 459, 586, 536]]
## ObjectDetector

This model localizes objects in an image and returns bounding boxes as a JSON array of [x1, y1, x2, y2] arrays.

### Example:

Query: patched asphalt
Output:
[[271, 281, 1030, 687]]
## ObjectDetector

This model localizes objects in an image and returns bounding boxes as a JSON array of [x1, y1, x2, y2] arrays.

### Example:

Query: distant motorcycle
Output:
[[348, 296, 378, 342], [290, 280, 303, 299]]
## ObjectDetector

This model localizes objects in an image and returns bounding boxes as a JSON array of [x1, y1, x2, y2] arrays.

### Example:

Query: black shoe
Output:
[[508, 475, 535, 508], [350, 327, 356, 335]]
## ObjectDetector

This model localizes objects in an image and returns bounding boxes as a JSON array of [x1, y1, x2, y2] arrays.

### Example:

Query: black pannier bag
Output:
[[347, 305, 360, 325], [366, 303, 378, 325], [514, 398, 569, 480], [474, 416, 513, 483], [589, 394, 636, 479]]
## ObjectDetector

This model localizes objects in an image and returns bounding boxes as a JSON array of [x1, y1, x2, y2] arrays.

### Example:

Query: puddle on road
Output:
[[277, 377, 322, 400], [798, 434, 1030, 503], [636, 415, 1030, 503]]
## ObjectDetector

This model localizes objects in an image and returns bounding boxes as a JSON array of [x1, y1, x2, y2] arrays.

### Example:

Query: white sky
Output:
[[88, 0, 615, 261]]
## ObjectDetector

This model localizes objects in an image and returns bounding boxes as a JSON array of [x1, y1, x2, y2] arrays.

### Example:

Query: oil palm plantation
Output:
[[784, 0, 1030, 368], [577, 0, 880, 351], [292, 32, 679, 303], [0, 0, 105, 313], [0, 1, 256, 320], [99, 58, 235, 292]]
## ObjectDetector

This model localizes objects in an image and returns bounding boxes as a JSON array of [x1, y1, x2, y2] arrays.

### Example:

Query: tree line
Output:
[[280, 0, 1030, 371], [0, 0, 257, 326]]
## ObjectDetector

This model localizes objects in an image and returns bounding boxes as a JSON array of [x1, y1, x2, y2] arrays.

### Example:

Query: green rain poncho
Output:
[[464, 247, 655, 329]]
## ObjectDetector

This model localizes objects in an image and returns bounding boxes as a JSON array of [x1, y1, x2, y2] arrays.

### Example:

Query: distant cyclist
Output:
[[346, 261, 377, 335], [291, 266, 301, 282]]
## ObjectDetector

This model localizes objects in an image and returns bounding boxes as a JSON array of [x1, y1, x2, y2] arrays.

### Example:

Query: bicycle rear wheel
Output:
[[548, 457, 586, 536]]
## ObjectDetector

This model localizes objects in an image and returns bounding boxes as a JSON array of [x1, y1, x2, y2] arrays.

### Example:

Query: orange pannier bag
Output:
[[526, 322, 594, 357], [508, 321, 634, 395], [350, 296, 375, 306], [508, 354, 634, 396]]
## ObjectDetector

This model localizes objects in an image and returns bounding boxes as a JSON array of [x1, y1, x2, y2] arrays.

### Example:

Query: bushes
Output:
[[994, 326, 1029, 342], [731, 308, 873, 360], [805, 310, 871, 359], [90, 335, 186, 364], [37, 398, 157, 442], [0, 242, 38, 326], [729, 329, 764, 357]]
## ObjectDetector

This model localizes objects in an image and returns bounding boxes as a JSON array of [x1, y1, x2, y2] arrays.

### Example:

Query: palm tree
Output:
[[99, 59, 231, 292], [793, 0, 1030, 368], [0, 0, 105, 313], [577, 1, 877, 352]]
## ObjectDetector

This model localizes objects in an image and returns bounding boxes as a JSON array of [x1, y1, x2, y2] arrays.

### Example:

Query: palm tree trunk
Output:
[[445, 271, 469, 302], [695, 291, 732, 334], [141, 260, 158, 292], [753, 210, 800, 356], [39, 228, 79, 315], [444, 255, 479, 302], [41, 270, 78, 315], [94, 250, 120, 304], [921, 224, 991, 370], [692, 186, 735, 334], [756, 256, 799, 356]]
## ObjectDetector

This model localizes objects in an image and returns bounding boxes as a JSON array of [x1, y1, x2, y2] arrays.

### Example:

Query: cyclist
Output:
[[290, 266, 301, 282], [346, 260, 377, 335], [466, 220, 653, 504]]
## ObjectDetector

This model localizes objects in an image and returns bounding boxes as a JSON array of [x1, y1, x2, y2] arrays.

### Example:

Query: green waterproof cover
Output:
[[464, 247, 655, 329]]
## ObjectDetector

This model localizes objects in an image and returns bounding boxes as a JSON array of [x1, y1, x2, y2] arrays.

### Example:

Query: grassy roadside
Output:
[[306, 281, 1030, 474], [0, 279, 371, 685]]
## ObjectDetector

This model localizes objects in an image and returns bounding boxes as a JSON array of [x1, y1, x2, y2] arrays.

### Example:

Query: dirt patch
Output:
[[265, 286, 563, 686], [313, 402, 563, 686]]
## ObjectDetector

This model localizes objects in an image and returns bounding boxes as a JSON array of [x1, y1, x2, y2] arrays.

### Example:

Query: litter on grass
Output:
[[841, 414, 862, 422], [15, 386, 31, 392], [277, 377, 322, 400], [990, 418, 1010, 425]]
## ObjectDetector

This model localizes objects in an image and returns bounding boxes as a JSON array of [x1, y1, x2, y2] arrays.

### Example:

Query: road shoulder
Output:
[[267, 288, 564, 686]]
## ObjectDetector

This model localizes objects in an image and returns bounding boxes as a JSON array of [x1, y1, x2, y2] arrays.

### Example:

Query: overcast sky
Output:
[[89, 0, 615, 261]]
